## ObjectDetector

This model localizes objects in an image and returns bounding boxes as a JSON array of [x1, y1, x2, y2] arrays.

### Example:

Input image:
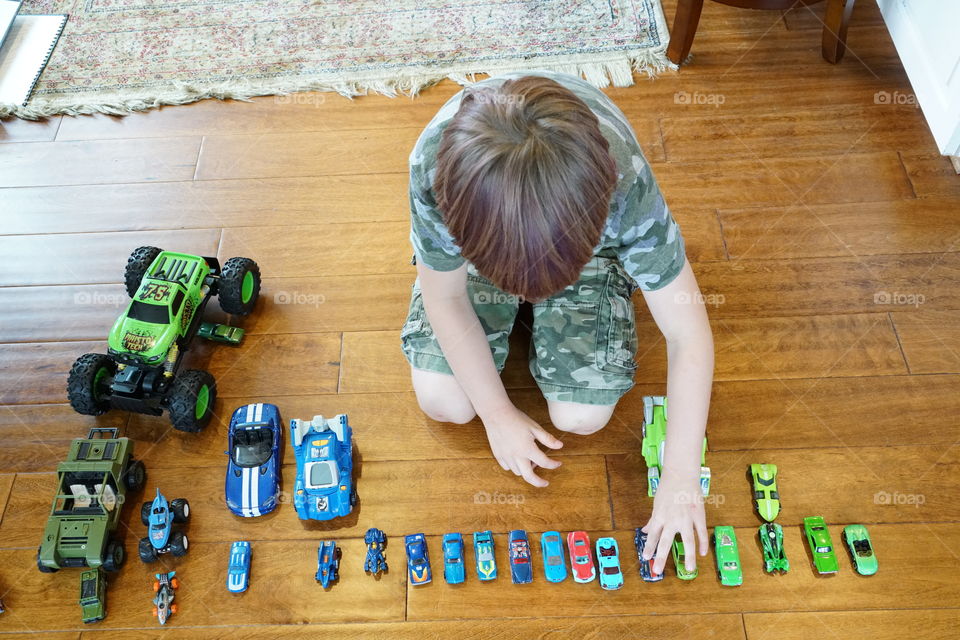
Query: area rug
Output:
[[1, 0, 673, 119]]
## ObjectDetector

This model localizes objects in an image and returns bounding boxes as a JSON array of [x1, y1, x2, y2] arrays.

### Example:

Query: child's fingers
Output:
[[681, 527, 697, 572], [642, 522, 661, 559], [530, 449, 561, 470], [695, 512, 709, 556], [531, 426, 564, 450], [517, 459, 549, 488], [652, 528, 674, 574]]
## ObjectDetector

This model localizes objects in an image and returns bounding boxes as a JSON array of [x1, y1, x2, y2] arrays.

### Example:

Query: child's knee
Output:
[[548, 402, 614, 435], [418, 397, 477, 425]]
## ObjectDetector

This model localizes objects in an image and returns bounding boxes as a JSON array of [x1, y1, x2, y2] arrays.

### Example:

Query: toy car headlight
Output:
[[147, 354, 163, 363]]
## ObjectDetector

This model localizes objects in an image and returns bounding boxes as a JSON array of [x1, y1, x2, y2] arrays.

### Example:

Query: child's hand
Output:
[[481, 405, 563, 487], [640, 472, 709, 575]]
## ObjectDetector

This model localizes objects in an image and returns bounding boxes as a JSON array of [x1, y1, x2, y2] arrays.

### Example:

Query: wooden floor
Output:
[[2, 1, 960, 637]]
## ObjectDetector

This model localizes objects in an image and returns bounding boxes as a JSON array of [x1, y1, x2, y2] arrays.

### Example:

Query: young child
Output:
[[401, 71, 714, 573]]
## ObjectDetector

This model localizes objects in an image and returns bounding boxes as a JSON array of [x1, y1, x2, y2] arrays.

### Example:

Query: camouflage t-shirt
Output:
[[408, 70, 685, 291]]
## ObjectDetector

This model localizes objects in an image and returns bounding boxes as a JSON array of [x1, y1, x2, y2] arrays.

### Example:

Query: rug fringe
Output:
[[0, 49, 676, 120]]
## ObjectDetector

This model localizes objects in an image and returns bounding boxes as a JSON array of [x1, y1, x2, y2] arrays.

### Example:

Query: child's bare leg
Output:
[[410, 366, 477, 424], [546, 399, 615, 435]]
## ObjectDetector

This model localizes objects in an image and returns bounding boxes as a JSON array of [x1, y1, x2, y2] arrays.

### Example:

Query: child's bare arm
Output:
[[417, 260, 562, 486], [638, 261, 715, 574]]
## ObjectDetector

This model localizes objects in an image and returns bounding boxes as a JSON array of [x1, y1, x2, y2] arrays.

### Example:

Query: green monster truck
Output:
[[67, 246, 261, 432], [37, 428, 146, 623]]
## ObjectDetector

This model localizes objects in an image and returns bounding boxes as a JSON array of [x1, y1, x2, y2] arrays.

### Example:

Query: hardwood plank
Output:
[[0, 175, 409, 236], [0, 405, 126, 473], [782, 0, 885, 30], [661, 106, 934, 162], [0, 473, 13, 525], [79, 615, 746, 639], [0, 137, 201, 188], [705, 374, 960, 451], [653, 152, 913, 211], [0, 540, 405, 631], [744, 610, 960, 640], [0, 284, 128, 343], [673, 208, 727, 262], [718, 198, 960, 260], [901, 153, 960, 199], [693, 253, 960, 318], [218, 223, 410, 279], [891, 310, 960, 374], [195, 129, 419, 181], [609, 445, 959, 529], [0, 116, 61, 143], [0, 341, 104, 405], [0, 229, 220, 287], [407, 524, 960, 618], [0, 457, 610, 547]]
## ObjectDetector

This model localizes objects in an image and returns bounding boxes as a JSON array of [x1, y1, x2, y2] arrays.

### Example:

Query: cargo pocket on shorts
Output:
[[599, 275, 639, 374]]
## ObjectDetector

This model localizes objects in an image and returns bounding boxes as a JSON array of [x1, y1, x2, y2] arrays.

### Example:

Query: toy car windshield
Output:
[[232, 425, 273, 467], [128, 301, 169, 324], [816, 545, 832, 553], [723, 561, 739, 569], [599, 547, 615, 557], [307, 461, 338, 488], [602, 566, 619, 575], [546, 556, 562, 566]]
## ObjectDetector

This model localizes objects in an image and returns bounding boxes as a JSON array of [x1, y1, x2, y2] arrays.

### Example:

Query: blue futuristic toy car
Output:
[[138, 488, 189, 563], [227, 541, 251, 593], [508, 530, 533, 584], [290, 414, 356, 521], [473, 530, 497, 581], [405, 533, 432, 585], [225, 403, 282, 518], [596, 537, 624, 590], [540, 531, 567, 583], [442, 533, 466, 584], [634, 528, 663, 582], [364, 528, 388, 576], [315, 540, 340, 588]]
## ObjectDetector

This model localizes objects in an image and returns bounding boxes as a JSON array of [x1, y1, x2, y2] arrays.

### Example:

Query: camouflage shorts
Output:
[[400, 254, 639, 405]]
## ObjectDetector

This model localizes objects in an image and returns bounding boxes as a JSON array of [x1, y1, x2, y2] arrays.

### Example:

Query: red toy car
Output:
[[566, 531, 596, 583]]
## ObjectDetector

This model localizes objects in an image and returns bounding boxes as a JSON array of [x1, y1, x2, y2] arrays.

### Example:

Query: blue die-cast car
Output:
[[138, 488, 189, 562], [442, 533, 466, 584], [225, 403, 282, 518], [508, 530, 533, 584], [227, 541, 251, 593], [405, 533, 432, 585], [316, 540, 340, 588], [596, 537, 624, 590], [290, 414, 356, 521], [473, 530, 497, 581], [540, 531, 567, 583]]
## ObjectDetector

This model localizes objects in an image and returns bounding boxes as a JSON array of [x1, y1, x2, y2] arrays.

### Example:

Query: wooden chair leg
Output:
[[667, 0, 706, 65], [822, 0, 856, 63]]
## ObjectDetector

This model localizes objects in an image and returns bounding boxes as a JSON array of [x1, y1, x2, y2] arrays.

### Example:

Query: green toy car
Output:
[[712, 526, 742, 586], [749, 463, 780, 521], [803, 516, 839, 575], [671, 539, 697, 580], [79, 569, 106, 623], [67, 246, 261, 432], [843, 524, 878, 576], [759, 523, 789, 573], [641, 396, 711, 497]]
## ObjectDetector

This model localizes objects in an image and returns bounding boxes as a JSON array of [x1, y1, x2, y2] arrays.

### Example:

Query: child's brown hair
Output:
[[434, 76, 617, 300]]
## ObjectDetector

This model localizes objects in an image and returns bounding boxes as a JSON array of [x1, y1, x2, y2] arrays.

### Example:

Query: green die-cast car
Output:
[[843, 524, 878, 576], [641, 396, 711, 497], [712, 526, 742, 586], [67, 246, 261, 432], [759, 523, 789, 573], [803, 516, 839, 575], [749, 463, 780, 522], [671, 539, 697, 580]]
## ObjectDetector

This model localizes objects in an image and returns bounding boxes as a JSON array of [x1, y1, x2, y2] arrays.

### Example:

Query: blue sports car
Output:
[[225, 403, 282, 518], [540, 531, 567, 583], [405, 533, 432, 585], [473, 530, 497, 581], [315, 540, 340, 588], [226, 541, 251, 593], [290, 414, 356, 521], [596, 537, 624, 590], [508, 530, 533, 584], [442, 533, 466, 584]]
